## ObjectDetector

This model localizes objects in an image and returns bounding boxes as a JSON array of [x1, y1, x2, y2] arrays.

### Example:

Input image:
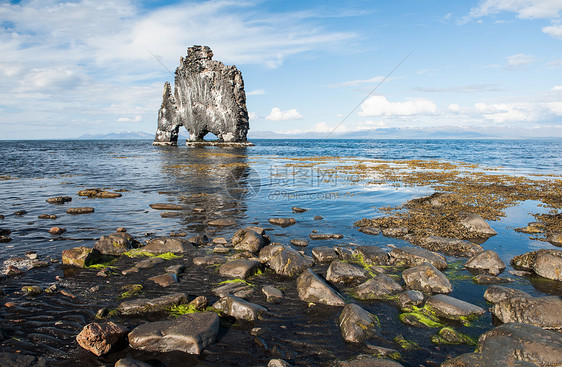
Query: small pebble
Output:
[[116, 227, 127, 232], [48, 227, 66, 235]]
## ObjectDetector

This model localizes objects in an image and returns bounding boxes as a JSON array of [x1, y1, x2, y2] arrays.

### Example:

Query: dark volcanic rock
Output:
[[339, 303, 380, 343], [415, 235, 483, 257], [296, 269, 345, 306], [388, 246, 447, 270], [464, 250, 505, 275], [129, 312, 220, 354], [153, 46, 249, 145], [46, 196, 72, 204], [76, 322, 128, 356], [352, 274, 403, 300], [442, 323, 562, 367], [212, 295, 267, 321], [491, 295, 562, 330], [402, 262, 452, 294]]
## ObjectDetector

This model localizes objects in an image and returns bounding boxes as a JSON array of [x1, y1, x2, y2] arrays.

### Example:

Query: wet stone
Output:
[[416, 235, 483, 258], [290, 238, 309, 247], [208, 218, 236, 226], [388, 246, 447, 270], [353, 246, 389, 265], [314, 215, 323, 220], [193, 255, 227, 266], [327, 260, 369, 284], [268, 359, 292, 367], [335, 247, 355, 261], [0, 352, 48, 367], [382, 227, 408, 238], [425, 294, 486, 322], [46, 196, 72, 204], [473, 274, 513, 284], [310, 233, 344, 240], [161, 212, 182, 218], [188, 234, 209, 246], [213, 281, 254, 298], [62, 247, 102, 268], [359, 227, 382, 236], [118, 293, 188, 315], [149, 203, 185, 210], [212, 295, 268, 321], [0, 235, 12, 243], [352, 274, 403, 300], [38, 214, 57, 219], [339, 303, 380, 344], [291, 206, 307, 213], [165, 264, 186, 275], [148, 273, 178, 287], [335, 355, 404, 367], [115, 358, 152, 367], [219, 259, 260, 279], [0, 228, 11, 236], [142, 237, 195, 254], [312, 246, 339, 263], [213, 237, 228, 245], [296, 269, 345, 306], [78, 189, 122, 198], [548, 232, 562, 247], [268, 218, 297, 227], [94, 232, 137, 256], [76, 321, 128, 356], [231, 228, 264, 254], [491, 295, 562, 330], [265, 246, 314, 277], [457, 211, 497, 237], [213, 245, 230, 254], [13, 210, 27, 215], [22, 285, 43, 296], [398, 290, 424, 310], [170, 232, 187, 237], [483, 285, 531, 304], [402, 262, 452, 294], [66, 207, 94, 215], [136, 257, 165, 269], [128, 312, 219, 354], [262, 285, 283, 303], [464, 250, 505, 275]]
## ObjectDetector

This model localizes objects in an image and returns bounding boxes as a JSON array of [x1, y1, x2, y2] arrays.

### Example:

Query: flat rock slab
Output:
[[66, 207, 95, 215], [296, 269, 345, 306], [339, 303, 380, 343], [442, 322, 562, 367], [425, 294, 485, 322], [268, 218, 296, 227], [208, 218, 236, 227], [352, 274, 403, 300], [389, 247, 447, 270], [483, 285, 531, 304], [402, 262, 452, 294], [76, 322, 128, 356], [148, 273, 178, 287], [193, 255, 227, 266], [327, 260, 369, 284], [118, 293, 188, 315], [464, 250, 505, 275], [310, 233, 344, 240], [312, 246, 339, 263], [142, 237, 195, 254], [491, 295, 562, 330], [212, 295, 267, 321], [416, 235, 483, 257], [219, 259, 260, 279], [358, 227, 382, 236], [149, 203, 185, 210], [129, 312, 219, 354], [212, 282, 255, 298]]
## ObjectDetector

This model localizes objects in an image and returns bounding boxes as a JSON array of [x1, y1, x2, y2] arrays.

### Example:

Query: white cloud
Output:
[[117, 116, 142, 122], [470, 0, 562, 19], [327, 76, 386, 88], [474, 100, 562, 122], [543, 23, 562, 38], [552, 85, 562, 91], [246, 89, 265, 96], [359, 95, 437, 116], [449, 104, 461, 112], [248, 112, 257, 120], [506, 53, 538, 68], [266, 107, 303, 121]]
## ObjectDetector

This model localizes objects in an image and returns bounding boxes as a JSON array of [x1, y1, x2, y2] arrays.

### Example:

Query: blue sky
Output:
[[1, 0, 561, 139]]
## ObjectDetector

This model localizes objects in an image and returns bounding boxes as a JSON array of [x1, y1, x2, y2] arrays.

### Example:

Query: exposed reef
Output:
[[153, 45, 252, 146]]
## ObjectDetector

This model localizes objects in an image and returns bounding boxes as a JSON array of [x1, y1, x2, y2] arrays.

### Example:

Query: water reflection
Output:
[[157, 146, 254, 233]]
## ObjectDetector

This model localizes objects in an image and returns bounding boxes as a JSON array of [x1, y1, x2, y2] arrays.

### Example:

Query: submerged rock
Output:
[[153, 46, 249, 145], [66, 207, 94, 215], [296, 269, 345, 306], [339, 303, 380, 343], [415, 235, 483, 257], [402, 262, 452, 294], [129, 312, 220, 354], [464, 250, 505, 275], [212, 295, 267, 321], [76, 322, 128, 356], [46, 196, 72, 204], [442, 322, 562, 367], [310, 233, 344, 240]]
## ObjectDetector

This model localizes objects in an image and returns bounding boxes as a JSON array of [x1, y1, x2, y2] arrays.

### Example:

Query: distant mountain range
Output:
[[77, 131, 154, 140]]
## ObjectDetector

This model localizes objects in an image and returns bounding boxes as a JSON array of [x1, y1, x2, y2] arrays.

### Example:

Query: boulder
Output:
[[416, 235, 483, 257], [153, 46, 250, 145], [464, 250, 505, 275], [353, 246, 389, 265], [142, 237, 195, 254], [62, 247, 102, 268], [296, 269, 345, 306], [46, 196, 72, 204], [48, 226, 66, 235], [388, 247, 447, 270], [219, 259, 261, 279], [147, 273, 178, 287], [128, 312, 219, 354], [231, 228, 264, 254], [187, 234, 209, 246], [118, 293, 188, 315], [193, 255, 227, 266], [352, 274, 403, 300], [290, 238, 309, 247], [483, 285, 531, 304], [398, 290, 424, 310], [511, 249, 562, 281], [262, 285, 283, 303], [94, 232, 137, 256], [268, 218, 297, 227], [457, 212, 497, 236], [339, 303, 380, 343], [442, 322, 562, 367], [326, 260, 369, 284], [312, 246, 339, 262], [547, 233, 562, 247], [76, 322, 128, 356], [402, 262, 452, 294], [212, 295, 267, 321], [425, 294, 485, 322], [491, 295, 562, 330], [291, 206, 307, 213], [260, 245, 313, 277]]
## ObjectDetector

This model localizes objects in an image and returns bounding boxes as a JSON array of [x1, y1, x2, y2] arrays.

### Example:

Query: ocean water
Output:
[[0, 138, 561, 366]]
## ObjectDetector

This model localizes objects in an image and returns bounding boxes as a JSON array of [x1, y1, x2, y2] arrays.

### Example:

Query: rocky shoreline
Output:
[[1, 188, 561, 367]]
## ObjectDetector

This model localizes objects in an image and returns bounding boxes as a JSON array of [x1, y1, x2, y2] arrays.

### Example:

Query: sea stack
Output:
[[153, 45, 252, 146]]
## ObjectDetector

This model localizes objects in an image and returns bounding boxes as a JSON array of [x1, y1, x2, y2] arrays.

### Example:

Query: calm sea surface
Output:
[[0, 138, 561, 365]]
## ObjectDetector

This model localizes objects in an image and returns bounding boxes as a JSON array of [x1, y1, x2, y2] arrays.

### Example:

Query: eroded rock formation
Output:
[[153, 45, 250, 145]]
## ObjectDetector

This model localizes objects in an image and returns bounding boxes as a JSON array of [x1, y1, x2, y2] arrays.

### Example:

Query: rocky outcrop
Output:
[[511, 249, 562, 281], [153, 46, 250, 145]]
